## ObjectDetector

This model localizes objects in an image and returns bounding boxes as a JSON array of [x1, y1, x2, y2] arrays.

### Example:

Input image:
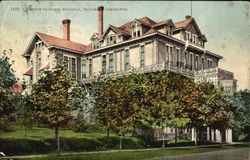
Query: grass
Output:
[[20, 145, 247, 160], [0, 126, 112, 140]]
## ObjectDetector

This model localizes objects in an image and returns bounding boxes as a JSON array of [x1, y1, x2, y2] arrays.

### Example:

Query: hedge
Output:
[[0, 137, 145, 156]]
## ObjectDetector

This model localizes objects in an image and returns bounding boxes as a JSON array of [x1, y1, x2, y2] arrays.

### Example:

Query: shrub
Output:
[[0, 138, 52, 155], [0, 137, 145, 156]]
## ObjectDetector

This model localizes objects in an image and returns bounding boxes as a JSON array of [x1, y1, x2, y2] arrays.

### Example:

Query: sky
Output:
[[0, 1, 249, 90]]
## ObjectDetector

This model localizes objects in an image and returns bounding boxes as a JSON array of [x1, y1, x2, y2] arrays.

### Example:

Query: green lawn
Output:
[[0, 127, 111, 140], [20, 145, 245, 160]]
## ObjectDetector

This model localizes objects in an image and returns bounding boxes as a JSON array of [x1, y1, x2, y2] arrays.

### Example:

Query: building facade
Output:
[[23, 6, 236, 142]]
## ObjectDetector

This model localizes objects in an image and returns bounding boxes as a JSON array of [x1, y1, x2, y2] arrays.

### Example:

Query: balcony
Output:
[[194, 67, 234, 85], [194, 67, 234, 79], [81, 62, 195, 84]]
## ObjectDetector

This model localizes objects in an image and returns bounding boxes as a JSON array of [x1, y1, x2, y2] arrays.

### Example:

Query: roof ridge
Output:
[[36, 32, 86, 46]]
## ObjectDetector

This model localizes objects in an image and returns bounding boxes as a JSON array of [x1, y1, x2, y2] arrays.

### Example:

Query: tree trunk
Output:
[[162, 130, 165, 149], [55, 126, 60, 152], [194, 127, 198, 145], [106, 127, 110, 149], [119, 135, 122, 151], [174, 128, 178, 143]]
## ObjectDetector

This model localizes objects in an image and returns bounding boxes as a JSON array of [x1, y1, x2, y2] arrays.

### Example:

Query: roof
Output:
[[118, 16, 157, 35], [36, 32, 87, 53], [152, 19, 172, 27], [39, 62, 50, 70], [174, 18, 192, 28], [110, 25, 130, 36], [84, 44, 92, 52], [23, 67, 33, 76], [11, 83, 23, 94]]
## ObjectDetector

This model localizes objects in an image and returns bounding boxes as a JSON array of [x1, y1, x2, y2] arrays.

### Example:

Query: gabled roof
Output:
[[110, 25, 130, 36], [39, 62, 50, 71], [174, 18, 192, 28], [119, 16, 156, 32], [23, 32, 87, 57], [152, 19, 173, 28], [23, 67, 33, 76], [36, 32, 86, 53]]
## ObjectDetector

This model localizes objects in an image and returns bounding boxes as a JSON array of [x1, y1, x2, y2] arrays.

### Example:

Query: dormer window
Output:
[[107, 35, 116, 45], [90, 33, 100, 49], [35, 41, 44, 52], [93, 40, 100, 49], [167, 26, 173, 36], [132, 22, 142, 38]]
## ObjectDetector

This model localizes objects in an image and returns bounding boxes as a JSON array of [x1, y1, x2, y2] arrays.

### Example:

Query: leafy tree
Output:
[[0, 54, 18, 131], [93, 73, 142, 149], [178, 81, 213, 144], [18, 93, 35, 135], [231, 89, 250, 141], [30, 64, 72, 151]]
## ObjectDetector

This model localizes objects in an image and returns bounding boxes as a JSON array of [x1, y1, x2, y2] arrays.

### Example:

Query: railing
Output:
[[194, 67, 234, 79], [82, 62, 195, 84]]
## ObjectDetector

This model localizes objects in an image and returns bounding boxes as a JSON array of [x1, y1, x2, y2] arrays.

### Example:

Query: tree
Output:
[[0, 54, 18, 131], [231, 89, 250, 141], [93, 73, 142, 149], [30, 65, 72, 151], [18, 93, 35, 135], [178, 81, 214, 145]]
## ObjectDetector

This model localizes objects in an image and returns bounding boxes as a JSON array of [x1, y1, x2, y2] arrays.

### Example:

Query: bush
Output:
[[0, 138, 52, 155], [0, 123, 16, 132], [0, 137, 145, 156], [72, 118, 88, 133]]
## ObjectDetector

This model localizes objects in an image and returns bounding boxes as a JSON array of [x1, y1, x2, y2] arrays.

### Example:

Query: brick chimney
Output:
[[62, 19, 71, 41], [98, 6, 104, 38]]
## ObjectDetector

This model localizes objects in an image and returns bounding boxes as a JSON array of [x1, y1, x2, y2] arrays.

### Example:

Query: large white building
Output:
[[22, 6, 236, 142]]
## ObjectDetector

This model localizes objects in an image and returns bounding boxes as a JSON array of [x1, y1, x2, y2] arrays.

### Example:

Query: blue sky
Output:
[[0, 1, 249, 90]]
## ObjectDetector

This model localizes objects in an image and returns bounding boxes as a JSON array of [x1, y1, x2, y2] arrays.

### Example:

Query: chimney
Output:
[[98, 6, 104, 38], [62, 19, 71, 41], [185, 15, 192, 20]]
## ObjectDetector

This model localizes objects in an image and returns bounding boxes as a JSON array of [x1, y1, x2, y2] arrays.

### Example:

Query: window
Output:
[[107, 35, 116, 45], [64, 56, 69, 69], [81, 59, 86, 78], [190, 53, 193, 70], [207, 59, 212, 69], [137, 30, 141, 37], [89, 59, 92, 77], [165, 45, 169, 63], [132, 23, 142, 38], [195, 55, 199, 70], [93, 40, 100, 49], [56, 53, 63, 65], [201, 57, 205, 70], [71, 57, 76, 79], [169, 46, 173, 65], [102, 55, 107, 73], [109, 53, 114, 73], [167, 26, 173, 36], [176, 49, 180, 67], [184, 52, 188, 69], [124, 50, 130, 70], [140, 45, 145, 67]]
